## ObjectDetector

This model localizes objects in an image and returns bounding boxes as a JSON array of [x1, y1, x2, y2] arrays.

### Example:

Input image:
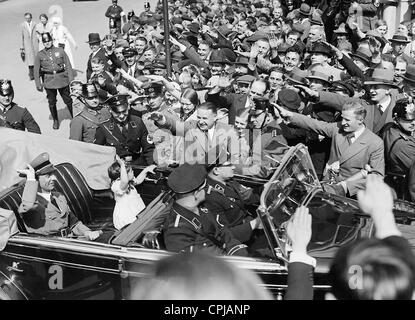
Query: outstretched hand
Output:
[[286, 206, 312, 254]]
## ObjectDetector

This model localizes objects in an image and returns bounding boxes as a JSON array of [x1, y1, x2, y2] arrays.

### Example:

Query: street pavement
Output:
[[0, 0, 158, 138]]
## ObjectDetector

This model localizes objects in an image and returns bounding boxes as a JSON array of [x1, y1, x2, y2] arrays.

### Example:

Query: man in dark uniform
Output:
[[34, 32, 73, 130], [17, 153, 101, 240], [382, 98, 415, 176], [0, 79, 41, 133], [69, 83, 111, 143], [105, 0, 126, 34], [163, 163, 249, 256], [94, 94, 155, 165], [204, 159, 262, 244]]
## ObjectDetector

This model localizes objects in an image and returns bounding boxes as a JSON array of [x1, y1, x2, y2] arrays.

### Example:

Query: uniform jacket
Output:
[[94, 115, 155, 165], [69, 106, 111, 143], [158, 118, 241, 165], [21, 21, 39, 66], [204, 177, 257, 243], [105, 4, 124, 21], [34, 46, 73, 89], [163, 202, 248, 256], [382, 122, 415, 174], [291, 113, 384, 196], [18, 180, 89, 236], [318, 91, 399, 135], [0, 102, 41, 133]]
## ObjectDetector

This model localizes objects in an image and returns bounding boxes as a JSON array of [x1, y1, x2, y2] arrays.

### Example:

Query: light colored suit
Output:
[[291, 113, 384, 196], [159, 117, 240, 165], [21, 21, 39, 66]]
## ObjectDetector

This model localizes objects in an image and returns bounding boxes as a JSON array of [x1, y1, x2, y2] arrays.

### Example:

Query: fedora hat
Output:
[[350, 46, 372, 65], [389, 34, 410, 43], [86, 33, 101, 44], [299, 3, 311, 16], [364, 68, 399, 87], [284, 68, 309, 86], [401, 64, 415, 84], [308, 42, 332, 56]]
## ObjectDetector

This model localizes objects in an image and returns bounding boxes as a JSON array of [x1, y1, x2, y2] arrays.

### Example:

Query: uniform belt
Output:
[[52, 226, 72, 237], [42, 69, 65, 75]]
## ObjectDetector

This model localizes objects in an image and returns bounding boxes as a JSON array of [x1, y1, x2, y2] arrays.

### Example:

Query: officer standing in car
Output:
[[163, 163, 249, 256], [69, 83, 111, 143], [0, 79, 41, 133], [34, 32, 74, 130], [94, 94, 155, 165]]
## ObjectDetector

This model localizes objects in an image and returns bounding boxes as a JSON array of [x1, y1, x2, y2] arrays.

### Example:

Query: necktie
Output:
[[347, 133, 355, 145], [128, 67, 133, 76], [378, 105, 384, 115]]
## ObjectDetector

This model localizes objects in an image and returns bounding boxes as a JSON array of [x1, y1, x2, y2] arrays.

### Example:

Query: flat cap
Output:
[[168, 163, 207, 194], [236, 75, 256, 84], [30, 152, 56, 176]]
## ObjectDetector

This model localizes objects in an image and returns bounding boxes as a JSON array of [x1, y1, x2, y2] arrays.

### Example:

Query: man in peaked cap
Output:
[[17, 153, 102, 240], [163, 162, 249, 256], [0, 79, 41, 133], [94, 94, 155, 165], [34, 32, 74, 130], [121, 47, 141, 78], [203, 149, 263, 244], [69, 83, 111, 143]]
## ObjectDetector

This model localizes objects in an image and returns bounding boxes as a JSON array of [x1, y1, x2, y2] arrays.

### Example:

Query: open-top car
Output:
[[1, 129, 415, 300]]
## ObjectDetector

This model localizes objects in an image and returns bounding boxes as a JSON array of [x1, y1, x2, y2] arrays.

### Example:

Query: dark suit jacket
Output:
[[206, 92, 248, 125], [86, 47, 116, 80], [291, 113, 385, 196]]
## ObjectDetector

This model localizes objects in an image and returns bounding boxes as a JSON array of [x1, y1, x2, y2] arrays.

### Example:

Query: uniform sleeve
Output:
[[163, 226, 198, 253], [61, 49, 74, 82], [22, 108, 41, 134], [139, 120, 155, 164], [69, 117, 84, 141], [34, 52, 42, 88], [18, 180, 39, 214]]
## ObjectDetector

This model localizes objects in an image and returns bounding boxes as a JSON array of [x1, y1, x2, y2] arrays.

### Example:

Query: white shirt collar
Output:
[[208, 126, 215, 141], [38, 192, 51, 202]]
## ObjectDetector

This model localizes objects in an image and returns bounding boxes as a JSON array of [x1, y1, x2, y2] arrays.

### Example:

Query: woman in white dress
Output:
[[50, 16, 77, 69]]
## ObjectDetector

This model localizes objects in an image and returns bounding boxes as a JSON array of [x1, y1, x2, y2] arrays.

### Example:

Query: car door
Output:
[[0, 234, 125, 300]]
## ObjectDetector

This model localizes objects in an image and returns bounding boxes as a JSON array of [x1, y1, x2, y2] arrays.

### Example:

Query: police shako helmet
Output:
[[0, 79, 14, 97], [41, 32, 53, 43], [393, 98, 415, 121], [81, 83, 99, 99]]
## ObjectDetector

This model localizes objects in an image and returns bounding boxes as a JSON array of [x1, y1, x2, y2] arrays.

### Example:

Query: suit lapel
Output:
[[338, 129, 369, 165]]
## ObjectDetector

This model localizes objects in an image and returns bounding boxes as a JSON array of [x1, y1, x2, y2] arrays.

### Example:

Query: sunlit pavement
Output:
[[0, 0, 157, 138]]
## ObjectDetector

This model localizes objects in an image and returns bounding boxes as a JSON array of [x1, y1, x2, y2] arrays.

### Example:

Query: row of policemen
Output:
[[34, 32, 74, 130], [0, 79, 41, 133]]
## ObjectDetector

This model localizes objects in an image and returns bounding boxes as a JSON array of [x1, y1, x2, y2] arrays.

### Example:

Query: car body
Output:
[[1, 131, 415, 300]]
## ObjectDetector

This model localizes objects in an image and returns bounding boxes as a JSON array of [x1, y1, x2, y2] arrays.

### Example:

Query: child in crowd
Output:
[[108, 155, 157, 230]]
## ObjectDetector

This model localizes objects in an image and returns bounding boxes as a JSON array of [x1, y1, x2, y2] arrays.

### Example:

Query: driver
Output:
[[17, 153, 101, 240]]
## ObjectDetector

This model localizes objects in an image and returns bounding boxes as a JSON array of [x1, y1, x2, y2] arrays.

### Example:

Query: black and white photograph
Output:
[[1, 0, 415, 304]]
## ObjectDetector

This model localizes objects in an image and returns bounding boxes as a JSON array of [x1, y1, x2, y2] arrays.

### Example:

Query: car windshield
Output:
[[261, 144, 320, 218]]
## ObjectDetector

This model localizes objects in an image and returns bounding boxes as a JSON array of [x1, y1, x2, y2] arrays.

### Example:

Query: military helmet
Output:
[[393, 98, 415, 121], [0, 79, 14, 97], [41, 32, 53, 43], [81, 83, 99, 99]]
